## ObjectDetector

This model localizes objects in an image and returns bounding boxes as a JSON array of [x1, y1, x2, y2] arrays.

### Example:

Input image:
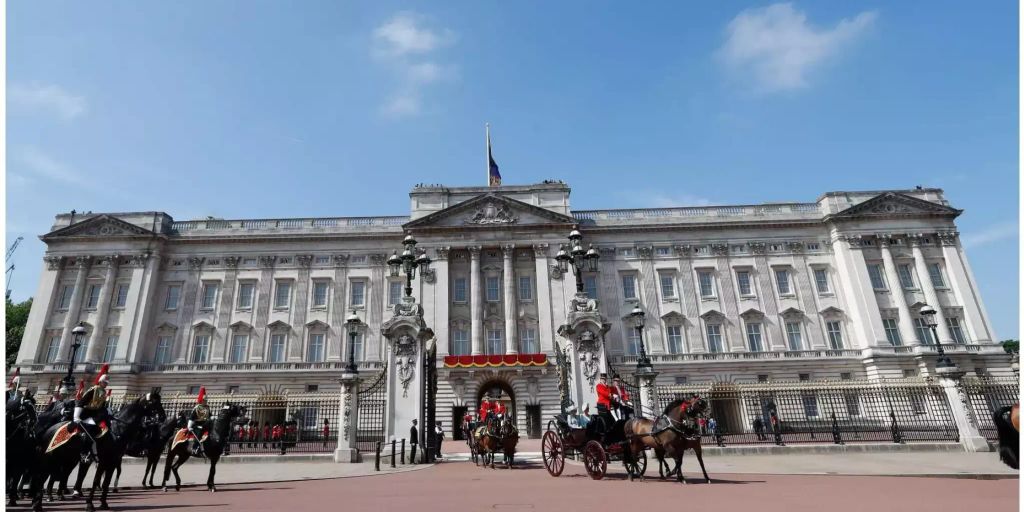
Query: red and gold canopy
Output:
[[443, 353, 547, 368]]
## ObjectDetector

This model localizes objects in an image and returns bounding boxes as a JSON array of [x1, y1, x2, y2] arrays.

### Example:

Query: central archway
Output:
[[476, 379, 517, 422]]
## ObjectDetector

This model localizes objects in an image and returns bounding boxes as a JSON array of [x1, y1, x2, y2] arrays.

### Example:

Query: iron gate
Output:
[[421, 341, 437, 463], [960, 377, 1019, 441], [356, 363, 388, 452]]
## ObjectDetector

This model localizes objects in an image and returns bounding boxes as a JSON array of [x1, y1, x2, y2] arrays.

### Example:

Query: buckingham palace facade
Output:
[[13, 181, 1011, 435]]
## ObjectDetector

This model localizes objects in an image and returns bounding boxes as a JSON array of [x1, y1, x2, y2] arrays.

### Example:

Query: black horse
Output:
[[123, 411, 185, 489], [162, 403, 247, 492], [30, 393, 163, 512], [6, 391, 38, 507]]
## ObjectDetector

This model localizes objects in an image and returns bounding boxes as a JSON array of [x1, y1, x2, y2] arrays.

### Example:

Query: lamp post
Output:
[[62, 323, 87, 391], [919, 304, 957, 374], [345, 310, 362, 374], [554, 227, 599, 295], [628, 305, 653, 371], [387, 234, 432, 299]]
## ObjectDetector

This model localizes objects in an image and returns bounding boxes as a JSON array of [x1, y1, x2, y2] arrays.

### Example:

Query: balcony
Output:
[[573, 203, 822, 227], [614, 349, 862, 365], [169, 216, 409, 237]]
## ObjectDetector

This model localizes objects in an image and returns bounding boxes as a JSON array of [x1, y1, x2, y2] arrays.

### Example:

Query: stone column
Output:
[[674, 246, 703, 353], [937, 371, 991, 452], [749, 243, 784, 350], [431, 248, 450, 357], [251, 256, 276, 361], [910, 235, 949, 343], [830, 235, 887, 349], [937, 231, 994, 342], [469, 246, 483, 355], [334, 371, 361, 462], [17, 256, 64, 364], [287, 255, 314, 361], [56, 256, 92, 362], [502, 245, 518, 354], [636, 246, 665, 353], [212, 257, 241, 362], [533, 244, 555, 353], [328, 254, 350, 361], [85, 255, 120, 362], [366, 254, 387, 361], [636, 368, 660, 419], [172, 257, 205, 363], [126, 252, 162, 364], [879, 236, 918, 346]]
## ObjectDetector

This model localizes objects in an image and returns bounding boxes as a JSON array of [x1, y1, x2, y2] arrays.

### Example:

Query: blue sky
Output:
[[7, 1, 1019, 339]]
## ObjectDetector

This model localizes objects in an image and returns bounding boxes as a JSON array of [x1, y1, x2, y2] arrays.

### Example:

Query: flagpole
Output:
[[485, 122, 490, 186]]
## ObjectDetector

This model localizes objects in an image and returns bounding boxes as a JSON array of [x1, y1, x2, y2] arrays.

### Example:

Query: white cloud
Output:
[[717, 3, 877, 92], [8, 82, 87, 120], [962, 222, 1018, 249], [373, 11, 454, 58], [372, 12, 457, 118], [16, 146, 93, 188]]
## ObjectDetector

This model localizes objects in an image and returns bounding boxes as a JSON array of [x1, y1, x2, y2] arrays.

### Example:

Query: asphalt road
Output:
[[11, 458, 1017, 512]]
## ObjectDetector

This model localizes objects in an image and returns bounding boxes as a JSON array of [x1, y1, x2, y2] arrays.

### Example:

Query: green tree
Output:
[[6, 298, 32, 370], [1002, 339, 1019, 355]]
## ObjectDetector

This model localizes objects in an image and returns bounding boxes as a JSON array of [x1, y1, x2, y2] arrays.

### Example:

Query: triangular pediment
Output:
[[267, 320, 291, 331], [404, 193, 576, 230], [827, 192, 961, 222], [740, 308, 765, 319], [700, 309, 725, 321], [780, 307, 804, 319], [41, 215, 162, 241]]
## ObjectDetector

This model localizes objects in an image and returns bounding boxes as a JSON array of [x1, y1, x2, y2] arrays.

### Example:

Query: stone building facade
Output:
[[14, 182, 1010, 439]]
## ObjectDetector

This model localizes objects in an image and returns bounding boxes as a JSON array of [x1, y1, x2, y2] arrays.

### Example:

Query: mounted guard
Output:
[[73, 363, 111, 464], [187, 387, 211, 457]]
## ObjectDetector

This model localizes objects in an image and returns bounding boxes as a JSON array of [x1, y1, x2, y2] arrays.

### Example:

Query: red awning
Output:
[[443, 353, 548, 368]]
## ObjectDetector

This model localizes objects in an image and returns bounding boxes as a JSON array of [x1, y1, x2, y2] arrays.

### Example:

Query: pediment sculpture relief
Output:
[[465, 202, 517, 225]]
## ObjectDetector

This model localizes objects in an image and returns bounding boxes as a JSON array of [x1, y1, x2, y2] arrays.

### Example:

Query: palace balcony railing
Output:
[[170, 216, 410, 235], [573, 203, 822, 225]]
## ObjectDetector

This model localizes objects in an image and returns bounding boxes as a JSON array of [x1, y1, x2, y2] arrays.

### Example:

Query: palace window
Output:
[[946, 317, 968, 344], [826, 321, 844, 349], [627, 327, 642, 356], [928, 263, 946, 288], [388, 281, 402, 306], [58, 285, 74, 310], [237, 282, 255, 309], [165, 285, 181, 310], [659, 272, 676, 299], [44, 335, 61, 363], [736, 270, 753, 297], [913, 318, 934, 345], [453, 278, 467, 303], [486, 276, 500, 302], [774, 269, 791, 295], [307, 333, 325, 362], [75, 338, 88, 363], [102, 335, 118, 362], [192, 335, 210, 363], [785, 322, 803, 351], [656, 247, 671, 256], [520, 328, 538, 354], [350, 281, 366, 307], [667, 325, 684, 354], [813, 268, 830, 294], [487, 329, 503, 354], [312, 281, 330, 308], [518, 276, 533, 301], [621, 274, 637, 300], [883, 318, 903, 346], [746, 323, 764, 352], [802, 394, 819, 418], [269, 334, 286, 363], [155, 336, 173, 365], [114, 283, 130, 308], [583, 275, 599, 299], [85, 284, 101, 309], [229, 334, 248, 363], [867, 264, 887, 290], [897, 264, 916, 289], [706, 324, 724, 353], [452, 329, 470, 356], [348, 332, 364, 362], [274, 281, 292, 308], [697, 271, 716, 298], [201, 283, 218, 310]]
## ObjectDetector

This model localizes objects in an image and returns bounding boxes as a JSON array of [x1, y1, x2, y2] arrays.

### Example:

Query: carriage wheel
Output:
[[541, 431, 565, 477], [624, 449, 648, 478], [582, 441, 607, 480]]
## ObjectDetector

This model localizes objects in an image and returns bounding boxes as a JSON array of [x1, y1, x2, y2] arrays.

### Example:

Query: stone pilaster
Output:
[[251, 256, 276, 361], [533, 244, 555, 353], [674, 245, 702, 353], [366, 254, 387, 361], [289, 255, 313, 361], [56, 256, 92, 362], [86, 255, 120, 362], [126, 252, 161, 364], [172, 256, 204, 363], [17, 256, 64, 364], [636, 246, 665, 353], [469, 246, 483, 355], [502, 244, 518, 354], [910, 235, 949, 342], [212, 257, 241, 362], [432, 248, 450, 357], [334, 371, 361, 462], [937, 232, 993, 342], [879, 236, 918, 346]]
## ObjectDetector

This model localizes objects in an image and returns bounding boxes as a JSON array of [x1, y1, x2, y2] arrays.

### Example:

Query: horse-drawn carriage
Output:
[[541, 412, 647, 480]]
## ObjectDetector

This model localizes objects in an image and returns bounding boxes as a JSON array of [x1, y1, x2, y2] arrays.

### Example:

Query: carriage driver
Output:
[[478, 395, 495, 427], [493, 399, 508, 424], [611, 376, 633, 421], [73, 364, 111, 464], [595, 373, 616, 423], [188, 387, 212, 456]]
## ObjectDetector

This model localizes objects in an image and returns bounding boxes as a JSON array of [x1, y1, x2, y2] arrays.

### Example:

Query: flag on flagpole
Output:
[[487, 125, 501, 187]]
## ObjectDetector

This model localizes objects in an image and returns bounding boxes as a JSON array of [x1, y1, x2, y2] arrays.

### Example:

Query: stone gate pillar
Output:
[[381, 296, 435, 443], [636, 368, 660, 419], [334, 371, 360, 463], [936, 366, 990, 452], [557, 293, 611, 411]]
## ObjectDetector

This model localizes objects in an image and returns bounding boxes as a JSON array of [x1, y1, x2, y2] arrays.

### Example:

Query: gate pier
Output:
[[334, 370, 361, 462]]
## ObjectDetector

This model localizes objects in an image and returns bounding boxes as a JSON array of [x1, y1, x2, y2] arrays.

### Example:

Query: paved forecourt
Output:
[[40, 455, 1018, 512]]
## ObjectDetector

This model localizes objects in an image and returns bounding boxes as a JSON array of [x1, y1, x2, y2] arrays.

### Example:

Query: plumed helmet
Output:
[[8, 367, 20, 390], [76, 379, 86, 399], [197, 386, 206, 404], [94, 363, 110, 385]]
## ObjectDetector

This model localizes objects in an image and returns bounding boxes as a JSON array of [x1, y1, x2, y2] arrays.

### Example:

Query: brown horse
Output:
[[624, 396, 710, 483], [473, 416, 517, 469]]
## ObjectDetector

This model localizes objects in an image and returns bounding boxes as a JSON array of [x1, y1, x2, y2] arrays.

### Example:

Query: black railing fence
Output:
[[653, 378, 960, 446], [959, 377, 1019, 441], [356, 364, 388, 452]]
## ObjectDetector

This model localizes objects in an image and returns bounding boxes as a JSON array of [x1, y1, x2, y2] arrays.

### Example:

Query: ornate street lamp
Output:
[[344, 310, 362, 374], [919, 304, 957, 373], [62, 322, 87, 391], [629, 305, 652, 370], [388, 234, 432, 299], [555, 227, 599, 294]]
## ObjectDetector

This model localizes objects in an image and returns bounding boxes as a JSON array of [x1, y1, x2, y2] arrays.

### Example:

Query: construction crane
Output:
[[6, 236, 24, 300]]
